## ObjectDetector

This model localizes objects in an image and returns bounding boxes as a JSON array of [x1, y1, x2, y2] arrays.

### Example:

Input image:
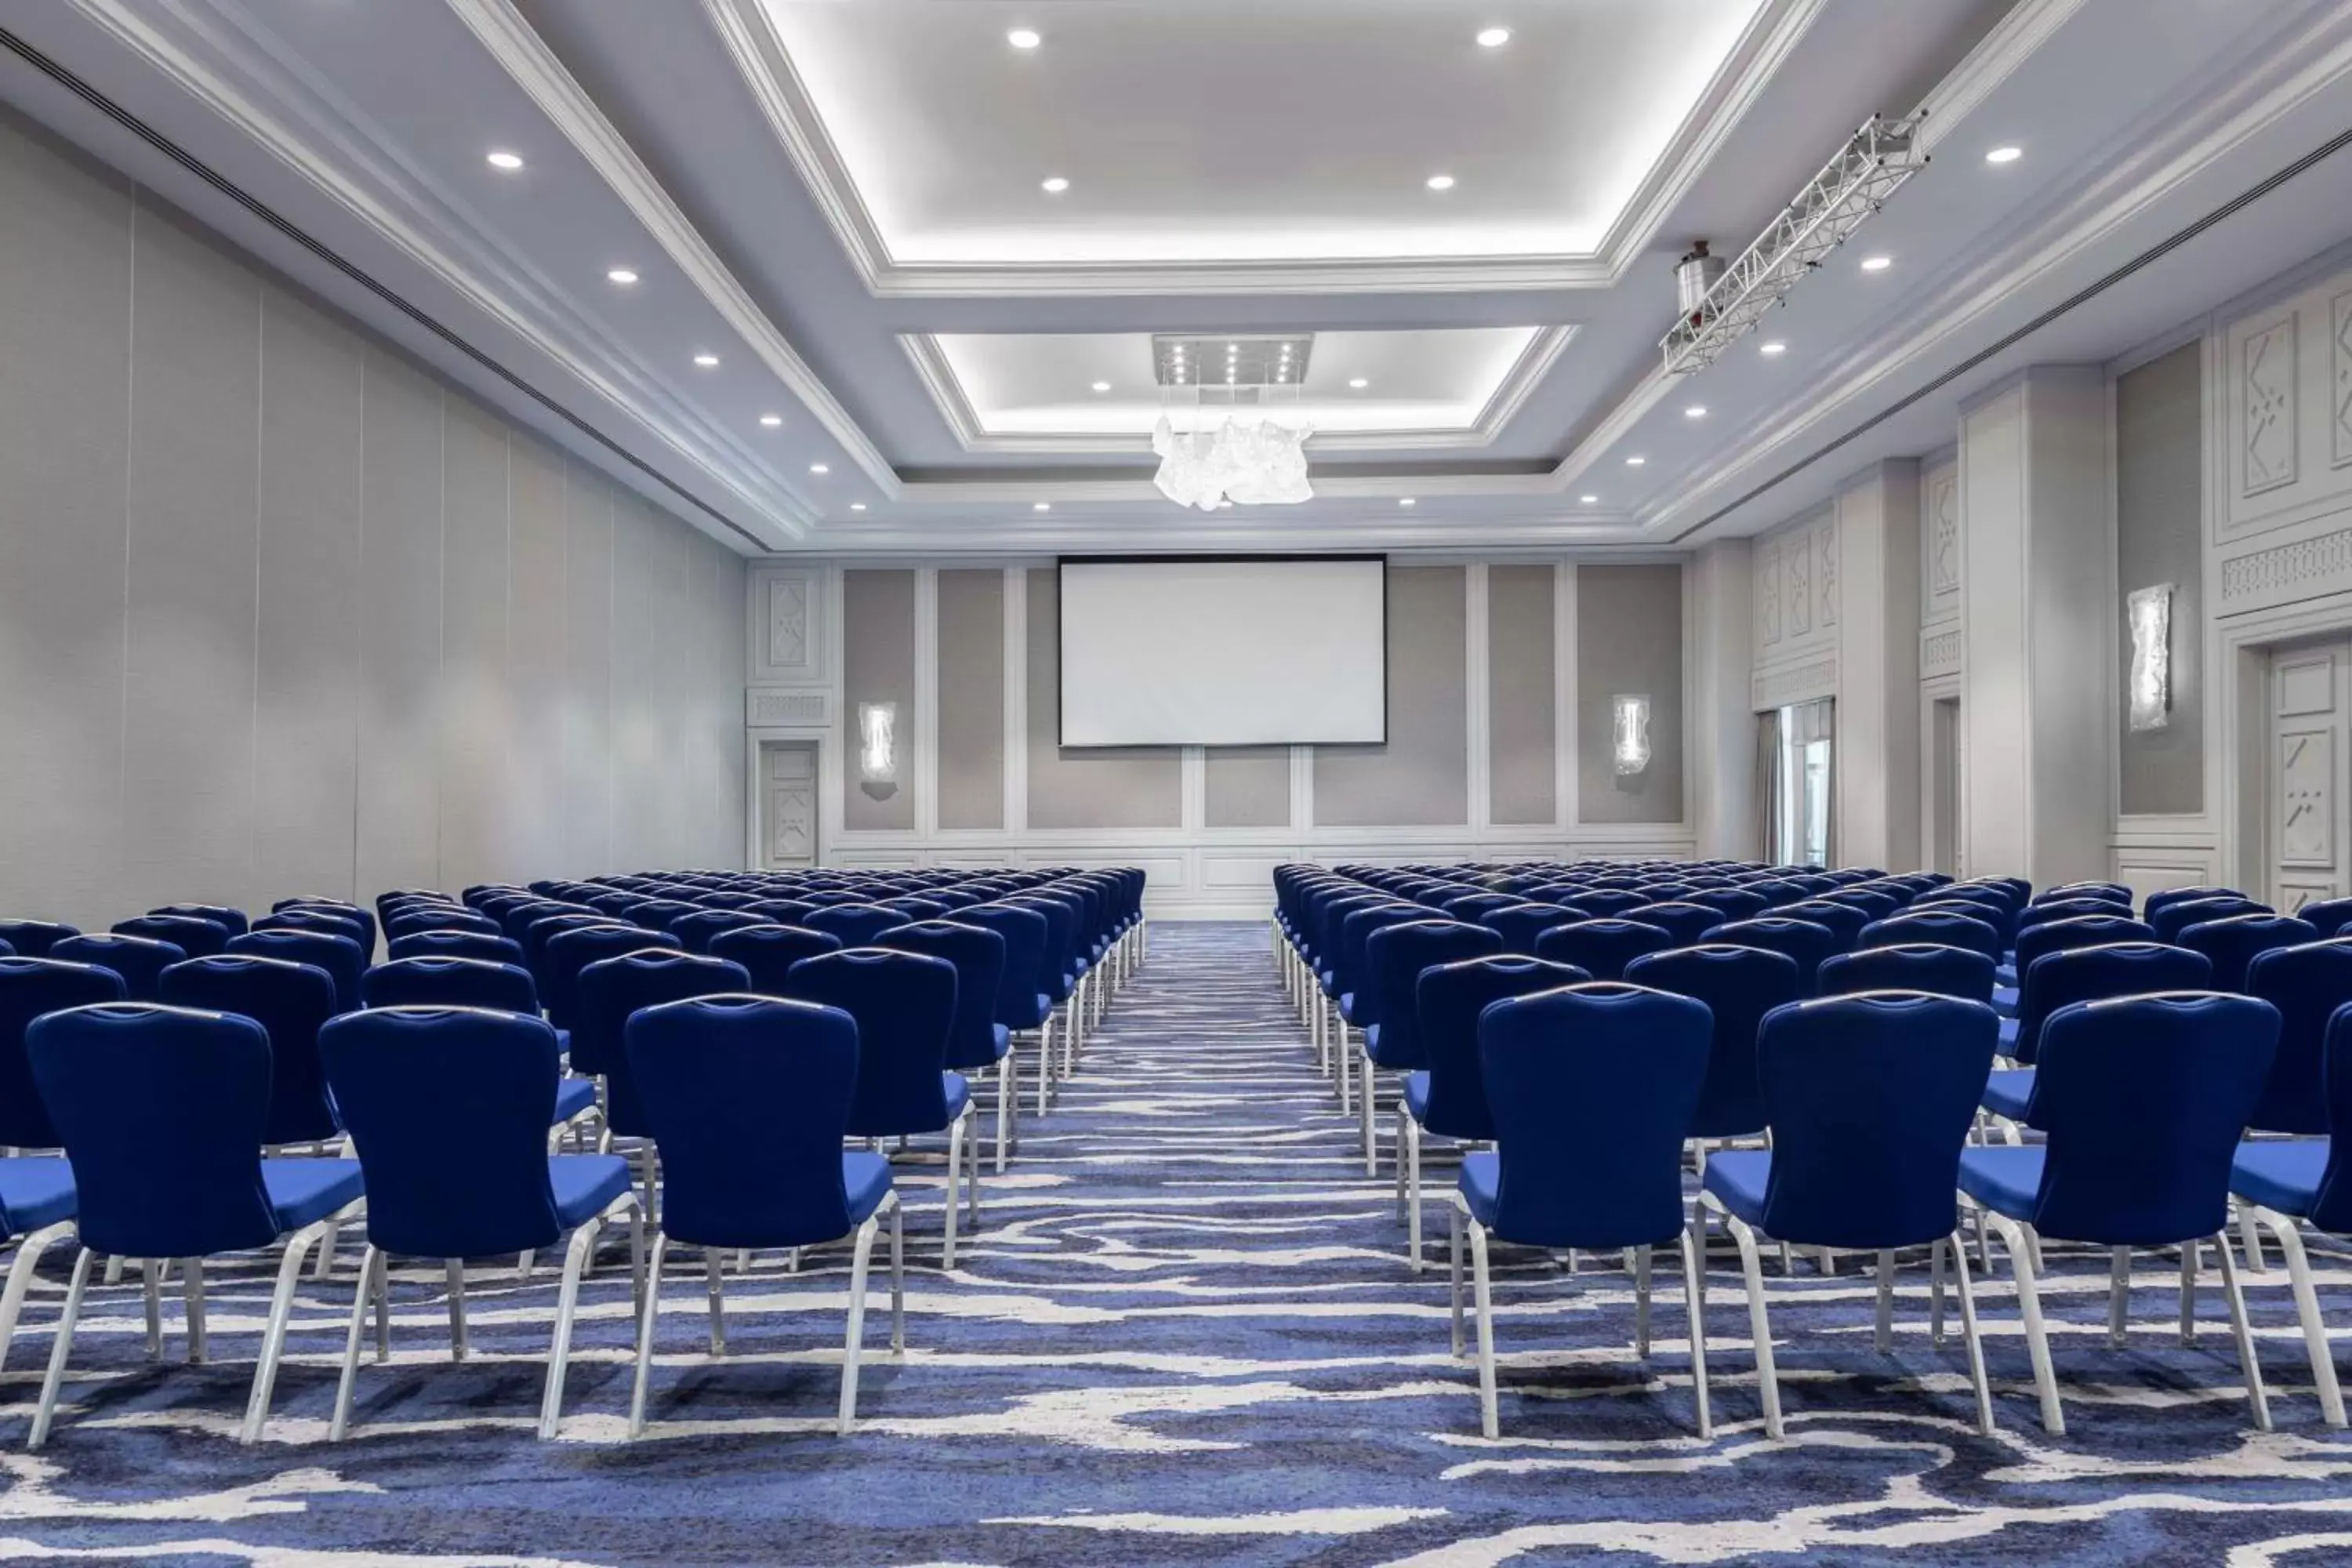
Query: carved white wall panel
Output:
[[2219, 527, 2352, 612], [2243, 315, 2299, 497], [1815, 520, 1838, 629], [2280, 728, 2333, 866], [1757, 546, 1780, 647], [769, 576, 809, 666], [2279, 881, 2339, 916], [1751, 656, 1837, 712], [2222, 269, 2352, 539], [2277, 652, 2336, 717], [1920, 626, 1963, 677], [747, 688, 829, 727], [1785, 534, 1812, 637], [748, 565, 826, 684], [1924, 463, 1960, 615], [2334, 289, 2352, 470]]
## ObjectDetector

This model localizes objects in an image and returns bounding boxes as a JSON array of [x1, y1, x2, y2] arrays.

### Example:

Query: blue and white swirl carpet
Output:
[[4, 921, 2352, 1564]]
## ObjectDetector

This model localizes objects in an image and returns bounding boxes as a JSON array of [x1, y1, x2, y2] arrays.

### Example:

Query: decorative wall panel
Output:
[[2279, 729, 2332, 866], [2334, 289, 2352, 470], [1815, 520, 1838, 630], [2243, 315, 2299, 497], [1925, 463, 1960, 614]]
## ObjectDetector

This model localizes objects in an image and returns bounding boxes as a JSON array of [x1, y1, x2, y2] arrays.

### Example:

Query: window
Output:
[[1773, 699, 1835, 866]]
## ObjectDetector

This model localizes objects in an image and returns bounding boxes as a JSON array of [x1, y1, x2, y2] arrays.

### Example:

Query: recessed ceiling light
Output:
[[1685, 405, 1707, 419], [1349, 377, 1369, 390], [1041, 176, 1069, 194], [1626, 456, 1647, 466], [758, 414, 782, 427], [850, 502, 866, 512], [1476, 26, 1512, 47], [1426, 174, 1456, 191], [485, 150, 524, 171], [1091, 380, 1111, 393], [693, 353, 720, 368], [1760, 340, 1788, 356], [1580, 495, 1599, 504], [606, 268, 639, 285], [1399, 497, 1417, 507], [1985, 145, 2023, 165], [1007, 27, 1040, 49], [1860, 254, 1893, 272], [1033, 502, 1051, 512], [809, 463, 829, 475]]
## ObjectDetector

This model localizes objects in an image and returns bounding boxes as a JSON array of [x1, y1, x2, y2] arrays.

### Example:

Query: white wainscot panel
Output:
[[2222, 267, 2352, 543], [749, 565, 827, 684]]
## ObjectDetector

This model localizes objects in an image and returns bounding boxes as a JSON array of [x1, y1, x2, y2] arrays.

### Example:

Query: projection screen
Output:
[[1058, 556, 1387, 747]]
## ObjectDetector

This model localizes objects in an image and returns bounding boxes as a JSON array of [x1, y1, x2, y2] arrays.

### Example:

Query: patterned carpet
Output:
[[4, 921, 2352, 1565]]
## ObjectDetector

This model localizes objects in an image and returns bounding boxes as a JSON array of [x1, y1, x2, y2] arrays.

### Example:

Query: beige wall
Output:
[[0, 116, 746, 929]]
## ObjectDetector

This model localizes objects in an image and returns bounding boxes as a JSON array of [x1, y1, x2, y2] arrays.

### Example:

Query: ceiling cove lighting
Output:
[[1658, 113, 1926, 374], [485, 150, 524, 171], [1476, 27, 1512, 48], [758, 413, 782, 427], [605, 268, 639, 285], [1007, 27, 1040, 49], [1041, 176, 1069, 194], [1985, 145, 2024, 164], [1425, 174, 1457, 191]]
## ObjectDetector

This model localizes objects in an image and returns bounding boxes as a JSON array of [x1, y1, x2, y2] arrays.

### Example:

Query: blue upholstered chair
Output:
[[1482, 902, 1586, 956], [1979, 942, 2212, 1134], [227, 927, 365, 1014], [880, 920, 1018, 1172], [2150, 896, 2269, 945], [2288, 895, 2352, 940], [951, 903, 1056, 1116], [1958, 992, 2279, 1435], [362, 954, 537, 1013], [386, 928, 525, 966], [784, 948, 976, 1268], [383, 908, 501, 944], [1396, 955, 1585, 1270], [0, 958, 125, 1152], [2245, 940, 2352, 1137], [624, 995, 901, 1436], [1699, 992, 2000, 1438], [707, 923, 842, 990], [1858, 909, 2003, 966], [149, 902, 249, 938], [1332, 903, 1436, 1119], [2146, 886, 2247, 924], [1626, 943, 1802, 1145], [1624, 902, 1724, 948], [1532, 918, 1672, 982], [1566, 889, 1652, 920], [543, 924, 679, 1035], [667, 909, 768, 955], [2178, 913, 2319, 993], [1362, 920, 1504, 1178], [1817, 943, 1996, 1004], [159, 955, 342, 1147], [1454, 982, 1713, 1439], [24, 1003, 366, 1446], [113, 914, 230, 960], [318, 1006, 639, 1439], [573, 949, 749, 1178], [802, 904, 902, 949], [0, 921, 78, 959], [1699, 916, 1837, 995], [1768, 900, 1869, 953], [1998, 913, 2158, 1009], [50, 933, 184, 1004], [2016, 896, 2133, 935], [255, 906, 371, 953]]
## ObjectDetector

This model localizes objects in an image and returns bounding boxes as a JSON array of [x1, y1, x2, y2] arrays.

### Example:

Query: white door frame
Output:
[[746, 732, 827, 869]]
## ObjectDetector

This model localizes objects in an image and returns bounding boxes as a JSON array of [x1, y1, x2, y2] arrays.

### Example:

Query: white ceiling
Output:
[[1, 0, 2347, 556]]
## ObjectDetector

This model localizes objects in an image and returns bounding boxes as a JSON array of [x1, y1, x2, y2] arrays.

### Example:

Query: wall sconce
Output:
[[1613, 694, 1652, 775], [2127, 584, 2172, 732], [858, 699, 898, 799]]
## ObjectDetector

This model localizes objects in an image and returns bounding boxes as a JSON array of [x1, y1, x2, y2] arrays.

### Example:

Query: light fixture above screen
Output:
[[1149, 333, 1315, 509]]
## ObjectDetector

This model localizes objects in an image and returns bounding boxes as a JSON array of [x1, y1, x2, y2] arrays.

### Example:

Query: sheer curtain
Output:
[[1791, 699, 1836, 867], [1754, 708, 1782, 864]]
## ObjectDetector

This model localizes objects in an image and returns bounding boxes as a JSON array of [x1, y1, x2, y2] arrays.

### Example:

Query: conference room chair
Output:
[[383, 908, 502, 945], [2016, 897, 2134, 936], [318, 1005, 639, 1440], [149, 903, 249, 938], [1980, 942, 2214, 1140], [50, 933, 184, 1003], [2147, 885, 2247, 921], [666, 909, 768, 955], [1767, 899, 1869, 953], [1960, 992, 2280, 1436], [0, 958, 125, 1157], [621, 898, 702, 933], [159, 955, 342, 1149], [950, 903, 1058, 1118], [279, 899, 378, 955], [1533, 919, 1673, 982], [1007, 891, 1091, 1076], [745, 898, 819, 928], [1817, 887, 1903, 924], [1454, 982, 1713, 1439], [1699, 916, 1836, 996], [1624, 902, 1723, 948], [227, 927, 366, 1014], [0, 1138, 76, 1378], [1998, 913, 2159, 1009], [543, 925, 681, 1034], [1331, 904, 1436, 1120], [2289, 896, 2352, 939], [1699, 992, 2000, 1439], [255, 907, 371, 951], [522, 912, 623, 978], [0, 922, 78, 959], [1565, 889, 1651, 920], [1817, 943, 1996, 1004], [1858, 909, 2003, 966], [2227, 1000, 2352, 1427], [802, 903, 902, 949], [1625, 943, 1802, 1160], [2151, 896, 2271, 946], [784, 947, 975, 1268], [1359, 920, 1504, 1178], [1480, 902, 1588, 957], [2178, 913, 2319, 993], [572, 949, 751, 1217], [1680, 887, 1770, 926], [23, 1002, 367, 1446], [386, 928, 526, 966], [624, 995, 901, 1436], [2044, 880, 2133, 906], [880, 920, 1017, 1172], [706, 922, 842, 990]]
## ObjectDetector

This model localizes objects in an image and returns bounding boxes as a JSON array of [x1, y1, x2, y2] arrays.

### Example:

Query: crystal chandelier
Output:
[[1149, 333, 1316, 510]]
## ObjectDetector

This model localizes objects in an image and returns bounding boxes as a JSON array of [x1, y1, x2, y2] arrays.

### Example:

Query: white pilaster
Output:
[[1689, 539, 1755, 860]]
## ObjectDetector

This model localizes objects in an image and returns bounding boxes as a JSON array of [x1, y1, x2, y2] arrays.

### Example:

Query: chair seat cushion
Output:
[[2231, 1139, 2329, 1219], [1997, 1016, 2020, 1053], [1994, 984, 2018, 1014], [0, 1158, 76, 1236], [548, 1153, 633, 1229], [844, 1151, 893, 1227], [944, 1071, 971, 1120], [1700, 1149, 1773, 1230], [1402, 1071, 1431, 1123], [554, 1027, 572, 1058], [1957, 1145, 2045, 1222], [1459, 1149, 1501, 1229], [1340, 992, 1364, 1026], [552, 1076, 597, 1127], [992, 1023, 1011, 1058], [1981, 1068, 2036, 1123], [261, 1158, 365, 1232], [1997, 963, 2016, 987]]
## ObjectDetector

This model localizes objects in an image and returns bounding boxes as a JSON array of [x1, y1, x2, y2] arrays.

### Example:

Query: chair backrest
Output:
[[0, 957, 125, 1147], [1364, 920, 1504, 1070], [783, 948, 958, 1138], [1697, 916, 1837, 995], [2017, 896, 2132, 934], [1337, 904, 1430, 1017], [2146, 885, 2245, 922], [543, 924, 679, 1029], [2306, 1004, 2352, 1231], [383, 907, 501, 943], [1858, 909, 2003, 964], [2246, 938, 2352, 1134], [150, 902, 249, 937], [802, 904, 902, 949], [1679, 887, 1770, 926], [1477, 982, 1710, 1249], [627, 995, 863, 1248], [254, 907, 370, 951], [361, 955, 540, 1014], [572, 949, 750, 1135], [2149, 896, 2267, 945], [2030, 993, 2278, 1245], [878, 920, 1006, 1072], [1623, 902, 1722, 947], [949, 903, 1051, 1030], [26, 1003, 283, 1258], [51, 933, 186, 1002], [2013, 941, 2212, 1065], [667, 909, 769, 954], [319, 1006, 564, 1258], [2012, 913, 2158, 981], [113, 914, 230, 959], [1481, 902, 1586, 956], [1413, 956, 1588, 1141], [2289, 895, 2352, 941], [224, 927, 365, 1012], [2177, 913, 2320, 992], [1531, 918, 1672, 982], [1563, 888, 1649, 920], [1624, 943, 1802, 1140], [1755, 992, 1998, 1249], [0, 920, 79, 959], [158, 954, 341, 1145], [706, 924, 844, 993], [1817, 943, 1995, 1004], [1768, 900, 1868, 953], [385, 928, 526, 966]]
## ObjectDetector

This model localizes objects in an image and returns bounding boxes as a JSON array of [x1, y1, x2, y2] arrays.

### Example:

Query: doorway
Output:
[[1929, 695, 1962, 877], [759, 740, 818, 870], [2265, 639, 2351, 916]]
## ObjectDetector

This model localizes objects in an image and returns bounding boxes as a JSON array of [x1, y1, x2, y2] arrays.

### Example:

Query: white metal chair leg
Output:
[[1679, 1222, 1712, 1439], [838, 1215, 879, 1436], [330, 1244, 382, 1440], [942, 1113, 966, 1270], [1336, 1017, 1353, 1116], [1359, 1058, 1377, 1176], [994, 1060, 1014, 1175], [1469, 1218, 1499, 1439], [2108, 1246, 2131, 1348], [181, 1256, 206, 1365], [1947, 1228, 1996, 1436], [1448, 1203, 1465, 1357], [1405, 1119, 1425, 1273], [629, 1232, 670, 1438], [1983, 1210, 2064, 1435], [2260, 1210, 2346, 1427], [0, 1222, 71, 1375], [1930, 1237, 1947, 1346], [1875, 1250, 1894, 1354], [888, 1195, 906, 1354], [446, 1259, 470, 1362], [2239, 1200, 2268, 1274], [27, 1247, 94, 1450], [705, 1249, 728, 1355], [141, 1259, 162, 1360], [2212, 1225, 2273, 1432], [1633, 1244, 1653, 1358], [1722, 1210, 1783, 1439], [541, 1207, 615, 1439], [241, 1217, 334, 1443], [2181, 1237, 2200, 1345]]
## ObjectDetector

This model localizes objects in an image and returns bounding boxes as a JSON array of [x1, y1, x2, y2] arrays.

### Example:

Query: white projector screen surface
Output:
[[1058, 557, 1386, 747]]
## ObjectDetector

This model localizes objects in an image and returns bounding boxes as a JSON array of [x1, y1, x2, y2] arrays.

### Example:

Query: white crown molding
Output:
[[784, 513, 1654, 557], [448, 0, 900, 504], [57, 0, 819, 546], [704, 0, 1827, 299], [1627, 0, 2352, 540], [1911, 0, 2094, 155], [895, 327, 1579, 456]]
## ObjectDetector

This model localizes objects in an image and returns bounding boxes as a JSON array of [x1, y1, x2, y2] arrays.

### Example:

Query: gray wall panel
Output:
[[844, 569, 918, 831], [1027, 568, 1183, 829], [1314, 565, 1468, 827], [507, 437, 571, 880], [355, 351, 444, 896], [1205, 749, 1292, 828], [1577, 564, 1685, 824], [2116, 343, 2204, 816], [1488, 565, 1557, 826], [439, 397, 511, 891], [562, 465, 614, 872], [936, 569, 1006, 830]]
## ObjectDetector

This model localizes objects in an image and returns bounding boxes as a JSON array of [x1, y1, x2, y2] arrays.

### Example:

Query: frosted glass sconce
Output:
[[1613, 694, 1652, 775], [2127, 585, 2172, 732], [858, 700, 899, 796]]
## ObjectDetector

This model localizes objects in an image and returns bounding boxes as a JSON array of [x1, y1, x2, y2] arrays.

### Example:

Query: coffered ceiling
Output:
[[2, 0, 2349, 557]]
